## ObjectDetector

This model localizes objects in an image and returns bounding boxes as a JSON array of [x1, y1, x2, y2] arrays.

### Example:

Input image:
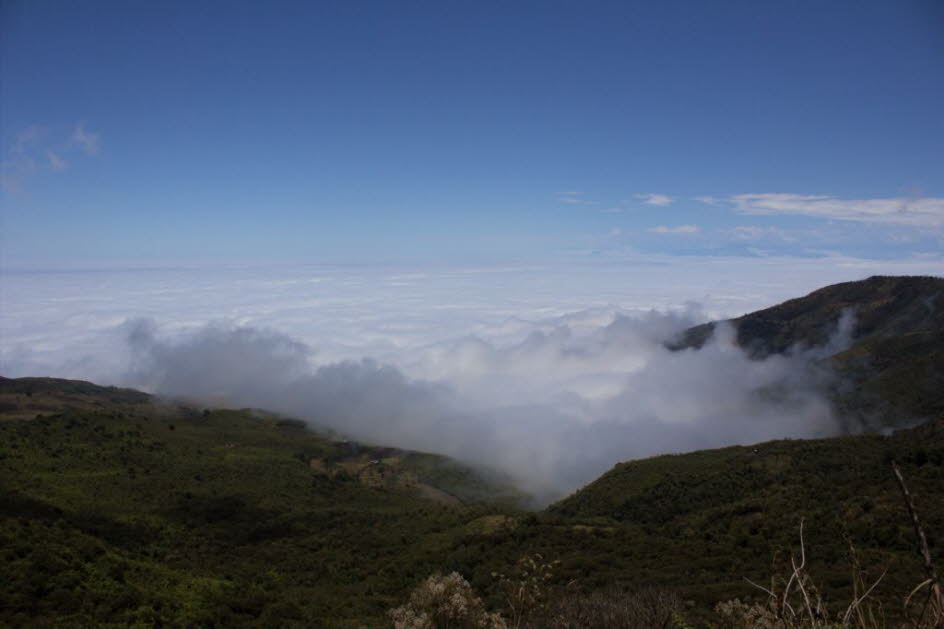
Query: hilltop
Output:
[[670, 275, 944, 428]]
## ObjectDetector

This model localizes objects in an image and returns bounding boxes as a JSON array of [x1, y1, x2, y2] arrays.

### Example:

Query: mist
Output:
[[120, 305, 847, 503]]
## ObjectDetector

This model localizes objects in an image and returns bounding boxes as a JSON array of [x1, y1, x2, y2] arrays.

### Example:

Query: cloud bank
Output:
[[120, 306, 844, 503]]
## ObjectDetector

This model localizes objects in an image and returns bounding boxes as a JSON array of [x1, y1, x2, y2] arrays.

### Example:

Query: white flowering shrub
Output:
[[388, 572, 507, 629]]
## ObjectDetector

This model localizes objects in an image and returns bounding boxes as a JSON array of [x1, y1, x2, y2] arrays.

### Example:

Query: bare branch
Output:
[[842, 568, 887, 626], [892, 460, 944, 621]]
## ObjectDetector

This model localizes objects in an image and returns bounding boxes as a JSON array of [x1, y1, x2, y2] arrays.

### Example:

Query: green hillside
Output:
[[548, 419, 943, 603], [2, 377, 943, 626], [0, 377, 524, 627]]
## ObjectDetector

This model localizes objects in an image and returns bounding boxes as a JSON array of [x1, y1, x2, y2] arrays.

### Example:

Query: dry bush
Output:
[[493, 554, 559, 628], [901, 576, 943, 629]]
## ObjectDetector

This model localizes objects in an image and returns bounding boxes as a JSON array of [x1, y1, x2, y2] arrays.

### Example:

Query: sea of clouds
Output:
[[3, 256, 943, 502]]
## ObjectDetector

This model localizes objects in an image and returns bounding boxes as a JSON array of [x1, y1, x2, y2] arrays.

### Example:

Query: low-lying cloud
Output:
[[122, 306, 846, 504]]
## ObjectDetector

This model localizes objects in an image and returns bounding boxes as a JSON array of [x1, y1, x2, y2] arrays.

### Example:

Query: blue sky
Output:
[[2, 1, 944, 489], [2, 0, 942, 266]]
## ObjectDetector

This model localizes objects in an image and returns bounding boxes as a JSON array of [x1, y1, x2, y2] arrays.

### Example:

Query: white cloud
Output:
[[730, 193, 944, 228], [693, 195, 721, 206], [2, 123, 100, 192], [636, 193, 674, 206], [558, 191, 597, 205], [47, 151, 67, 171], [648, 224, 700, 234], [70, 123, 101, 156], [728, 225, 798, 242]]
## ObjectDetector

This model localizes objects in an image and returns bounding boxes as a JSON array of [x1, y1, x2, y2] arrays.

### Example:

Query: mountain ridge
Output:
[[670, 275, 944, 428]]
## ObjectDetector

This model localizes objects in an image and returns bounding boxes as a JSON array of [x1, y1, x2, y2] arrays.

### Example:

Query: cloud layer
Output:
[[121, 308, 842, 502]]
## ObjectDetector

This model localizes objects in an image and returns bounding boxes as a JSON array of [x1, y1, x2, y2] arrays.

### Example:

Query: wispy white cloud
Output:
[[648, 224, 700, 234], [693, 195, 721, 206], [47, 151, 68, 171], [70, 122, 101, 156], [2, 123, 100, 192], [728, 225, 798, 242], [558, 191, 597, 205], [636, 193, 674, 206], [730, 193, 944, 228]]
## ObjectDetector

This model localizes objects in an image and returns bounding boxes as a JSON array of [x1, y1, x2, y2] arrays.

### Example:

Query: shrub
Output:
[[545, 587, 685, 629], [388, 572, 506, 629]]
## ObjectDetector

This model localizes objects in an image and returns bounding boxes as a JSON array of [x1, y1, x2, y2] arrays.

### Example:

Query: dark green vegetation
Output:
[[547, 419, 944, 620], [0, 377, 524, 627], [3, 379, 943, 626], [2, 275, 943, 626], [670, 275, 944, 428]]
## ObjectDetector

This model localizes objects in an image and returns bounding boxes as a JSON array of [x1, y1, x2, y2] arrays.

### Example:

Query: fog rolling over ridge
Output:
[[123, 306, 850, 503]]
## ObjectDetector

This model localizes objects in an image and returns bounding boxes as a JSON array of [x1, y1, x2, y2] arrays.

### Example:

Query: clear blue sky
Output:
[[2, 0, 942, 266]]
